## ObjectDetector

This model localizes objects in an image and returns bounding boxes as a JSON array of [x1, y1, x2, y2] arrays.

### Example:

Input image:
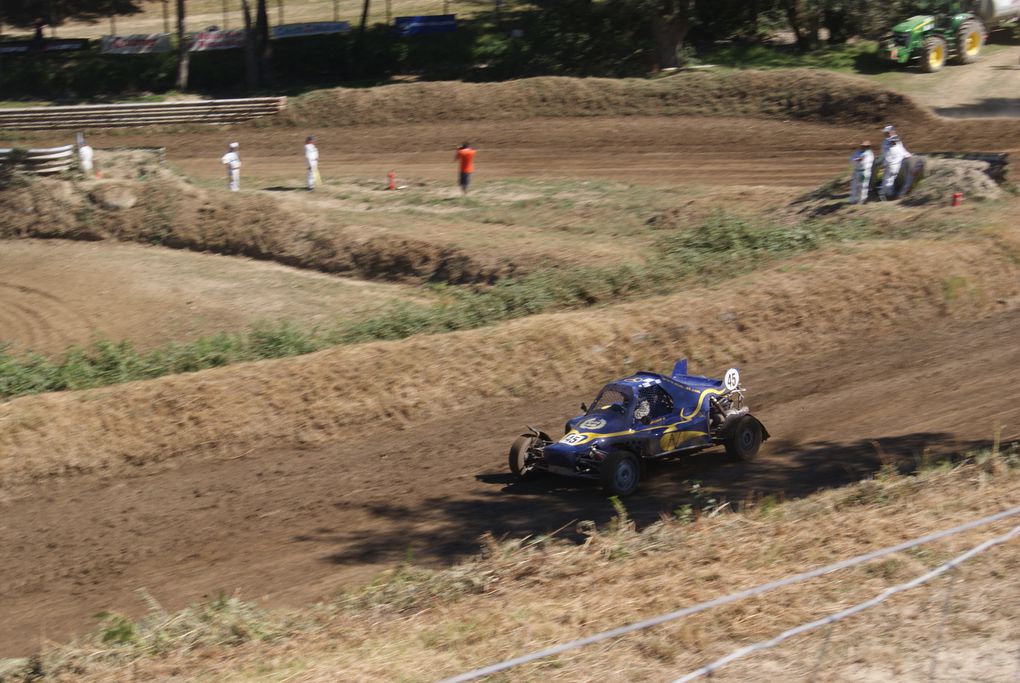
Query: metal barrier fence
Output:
[[672, 520, 1020, 682], [440, 502, 1020, 682], [0, 97, 286, 130], [0, 144, 75, 173]]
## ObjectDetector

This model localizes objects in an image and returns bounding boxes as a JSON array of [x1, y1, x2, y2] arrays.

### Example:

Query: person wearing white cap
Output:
[[849, 140, 874, 205], [879, 125, 898, 158], [878, 124, 912, 199], [881, 134, 909, 200], [221, 142, 241, 191], [304, 135, 320, 191]]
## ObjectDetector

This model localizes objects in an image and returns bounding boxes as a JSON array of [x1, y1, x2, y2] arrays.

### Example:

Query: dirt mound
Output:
[[284, 71, 936, 129], [0, 165, 516, 285], [88, 182, 139, 210], [787, 156, 1006, 218], [349, 234, 517, 283], [901, 157, 1003, 206], [90, 148, 169, 181]]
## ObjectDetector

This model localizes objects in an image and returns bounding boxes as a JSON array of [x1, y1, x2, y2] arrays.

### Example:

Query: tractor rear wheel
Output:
[[921, 35, 948, 73], [955, 20, 985, 64]]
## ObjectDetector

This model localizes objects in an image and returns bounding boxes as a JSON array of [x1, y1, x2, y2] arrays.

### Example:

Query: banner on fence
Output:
[[0, 38, 90, 55], [394, 14, 458, 36], [271, 21, 351, 39], [101, 34, 172, 54], [189, 29, 247, 52]]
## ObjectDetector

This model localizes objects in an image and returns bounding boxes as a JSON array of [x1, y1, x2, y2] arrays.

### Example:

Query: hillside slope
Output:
[[2, 235, 1018, 487], [283, 71, 936, 128]]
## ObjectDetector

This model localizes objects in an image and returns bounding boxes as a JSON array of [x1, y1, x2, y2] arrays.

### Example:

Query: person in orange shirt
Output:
[[454, 142, 476, 195]]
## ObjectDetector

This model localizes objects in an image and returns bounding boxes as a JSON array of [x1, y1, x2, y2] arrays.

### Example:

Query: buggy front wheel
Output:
[[600, 451, 642, 497], [509, 435, 540, 479]]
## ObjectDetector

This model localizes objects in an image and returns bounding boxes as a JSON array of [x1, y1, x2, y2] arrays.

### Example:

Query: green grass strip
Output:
[[0, 211, 952, 401]]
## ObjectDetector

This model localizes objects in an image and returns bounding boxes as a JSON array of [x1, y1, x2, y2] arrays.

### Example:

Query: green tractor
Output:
[[880, 0, 1019, 72]]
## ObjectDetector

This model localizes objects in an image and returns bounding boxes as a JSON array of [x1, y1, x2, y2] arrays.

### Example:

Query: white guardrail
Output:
[[440, 502, 1020, 683], [0, 97, 285, 130], [0, 144, 75, 173]]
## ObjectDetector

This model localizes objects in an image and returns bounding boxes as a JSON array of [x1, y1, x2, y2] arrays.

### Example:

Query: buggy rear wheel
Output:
[[724, 415, 763, 461], [600, 451, 641, 497]]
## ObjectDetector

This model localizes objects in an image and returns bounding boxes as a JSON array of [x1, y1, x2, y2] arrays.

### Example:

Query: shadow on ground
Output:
[[933, 98, 1020, 118], [306, 432, 996, 568]]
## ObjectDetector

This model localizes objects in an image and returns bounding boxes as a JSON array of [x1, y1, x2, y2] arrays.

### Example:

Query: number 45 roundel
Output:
[[723, 368, 740, 392]]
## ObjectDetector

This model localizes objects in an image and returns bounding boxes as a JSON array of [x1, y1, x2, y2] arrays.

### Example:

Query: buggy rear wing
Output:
[[672, 358, 741, 392]]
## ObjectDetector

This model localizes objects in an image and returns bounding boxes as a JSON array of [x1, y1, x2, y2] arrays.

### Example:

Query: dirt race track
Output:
[[3, 97, 1020, 655], [72, 115, 1020, 190], [2, 307, 1019, 654]]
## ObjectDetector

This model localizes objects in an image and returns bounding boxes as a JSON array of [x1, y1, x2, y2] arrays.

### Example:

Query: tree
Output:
[[358, 0, 371, 35], [648, 0, 696, 68], [692, 0, 766, 41], [176, 0, 189, 90], [240, 0, 258, 89], [0, 0, 143, 28], [353, 0, 371, 75], [255, 0, 272, 79], [780, 0, 916, 51], [782, 0, 821, 51]]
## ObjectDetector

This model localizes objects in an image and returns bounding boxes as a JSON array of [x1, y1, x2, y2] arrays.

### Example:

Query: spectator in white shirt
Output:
[[221, 142, 241, 192], [882, 136, 909, 200], [849, 140, 874, 205], [304, 136, 320, 191], [78, 139, 94, 177]]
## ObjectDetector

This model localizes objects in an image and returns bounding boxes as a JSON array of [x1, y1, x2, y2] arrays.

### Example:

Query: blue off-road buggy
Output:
[[508, 360, 769, 496]]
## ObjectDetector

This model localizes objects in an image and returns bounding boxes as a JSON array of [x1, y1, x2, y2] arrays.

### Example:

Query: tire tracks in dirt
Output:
[[0, 281, 94, 355], [75, 116, 1020, 190]]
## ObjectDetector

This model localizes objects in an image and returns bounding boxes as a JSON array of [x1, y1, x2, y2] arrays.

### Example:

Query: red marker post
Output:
[[951, 191, 963, 207], [387, 170, 396, 190]]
